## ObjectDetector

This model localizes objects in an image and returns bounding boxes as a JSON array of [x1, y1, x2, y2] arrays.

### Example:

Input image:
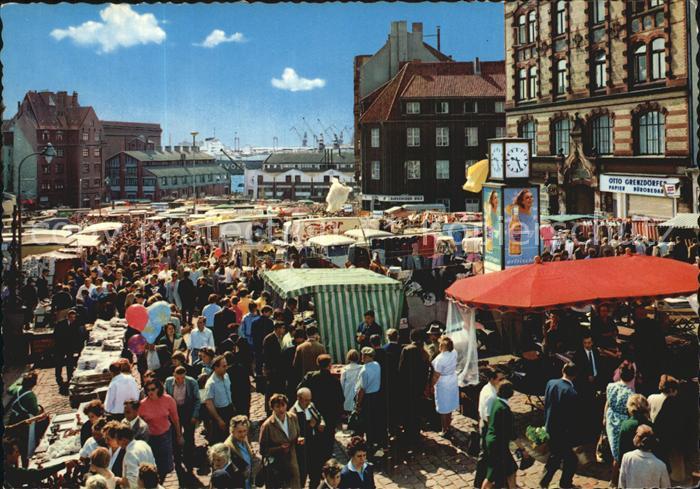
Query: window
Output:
[[519, 121, 538, 155], [593, 51, 607, 89], [465, 127, 479, 147], [406, 160, 421, 180], [42, 165, 50, 175], [161, 177, 167, 186], [82, 164, 90, 174], [82, 131, 89, 141], [650, 0, 663, 6], [56, 148, 64, 157], [42, 131, 48, 141], [371, 161, 381, 180], [41, 183, 51, 191], [436, 101, 449, 114], [55, 164, 64, 174], [93, 147, 100, 157], [592, 0, 606, 24], [82, 148, 89, 157], [370, 128, 380, 148], [172, 177, 178, 185], [436, 160, 450, 179], [651, 38, 665, 80], [56, 131, 63, 142], [55, 182, 64, 191], [81, 179, 88, 189], [208, 174, 213, 182], [634, 45, 647, 82], [518, 15, 527, 44], [436, 127, 449, 147], [556, 59, 568, 94], [591, 115, 612, 154], [94, 178, 100, 186], [406, 102, 420, 114], [528, 66, 538, 99], [555, 1, 567, 34], [518, 69, 527, 100], [553, 118, 571, 155], [528, 11, 537, 42], [638, 111, 665, 155], [495, 101, 505, 113], [407, 127, 420, 147], [94, 164, 101, 173], [464, 101, 476, 113], [496, 127, 506, 138]]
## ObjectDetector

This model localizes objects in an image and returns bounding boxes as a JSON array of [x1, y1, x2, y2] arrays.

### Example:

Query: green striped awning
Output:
[[262, 269, 404, 362]]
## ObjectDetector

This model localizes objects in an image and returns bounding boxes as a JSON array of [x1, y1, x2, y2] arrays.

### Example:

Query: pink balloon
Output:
[[214, 248, 223, 258], [125, 304, 149, 331], [127, 334, 147, 355]]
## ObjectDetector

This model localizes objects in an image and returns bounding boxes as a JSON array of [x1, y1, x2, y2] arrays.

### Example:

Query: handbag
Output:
[[595, 431, 612, 464]]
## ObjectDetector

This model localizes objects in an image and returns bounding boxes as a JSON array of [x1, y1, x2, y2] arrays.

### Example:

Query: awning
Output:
[[658, 213, 700, 230], [79, 222, 124, 234], [542, 214, 597, 223], [70, 235, 102, 248], [446, 255, 698, 312], [262, 268, 403, 362]]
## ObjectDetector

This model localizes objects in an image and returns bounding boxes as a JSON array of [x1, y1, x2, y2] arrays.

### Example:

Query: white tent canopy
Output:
[[78, 222, 124, 235], [658, 213, 699, 230]]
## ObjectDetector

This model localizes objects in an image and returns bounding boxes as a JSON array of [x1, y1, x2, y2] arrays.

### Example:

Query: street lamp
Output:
[[13, 142, 56, 303]]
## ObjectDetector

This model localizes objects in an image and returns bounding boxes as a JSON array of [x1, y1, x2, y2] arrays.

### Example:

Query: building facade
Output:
[[105, 149, 229, 201], [504, 0, 694, 218], [2, 91, 104, 208], [101, 121, 162, 160], [257, 150, 355, 201], [358, 60, 506, 211], [354, 21, 452, 181]]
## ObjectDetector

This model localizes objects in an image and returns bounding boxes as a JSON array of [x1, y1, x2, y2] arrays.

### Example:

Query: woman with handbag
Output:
[[603, 364, 636, 484], [259, 394, 303, 489]]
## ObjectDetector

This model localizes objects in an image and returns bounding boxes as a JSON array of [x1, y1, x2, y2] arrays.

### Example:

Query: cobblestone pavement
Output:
[[13, 365, 618, 489]]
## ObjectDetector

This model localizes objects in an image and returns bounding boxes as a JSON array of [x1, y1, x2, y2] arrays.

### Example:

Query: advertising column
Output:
[[482, 186, 503, 272], [503, 187, 540, 268]]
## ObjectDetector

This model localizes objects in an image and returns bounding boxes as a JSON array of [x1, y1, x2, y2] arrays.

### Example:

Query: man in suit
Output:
[[293, 325, 327, 376], [53, 310, 87, 393], [165, 366, 202, 472], [540, 362, 579, 489], [177, 270, 196, 327], [573, 334, 602, 443], [213, 298, 237, 346], [263, 321, 286, 416], [398, 328, 431, 445], [383, 328, 402, 437], [252, 306, 275, 381], [122, 400, 150, 441]]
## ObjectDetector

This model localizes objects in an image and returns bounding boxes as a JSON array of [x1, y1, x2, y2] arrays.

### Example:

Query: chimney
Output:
[[71, 92, 78, 106], [174, 145, 182, 152], [165, 146, 172, 152], [412, 22, 423, 38], [475, 57, 481, 75], [437, 26, 441, 52], [56, 91, 67, 108]]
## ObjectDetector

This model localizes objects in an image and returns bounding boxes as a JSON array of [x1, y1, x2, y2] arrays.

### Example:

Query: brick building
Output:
[[2, 91, 104, 208], [504, 0, 695, 217], [105, 149, 229, 201], [101, 121, 162, 160], [257, 150, 355, 201], [358, 60, 506, 211]]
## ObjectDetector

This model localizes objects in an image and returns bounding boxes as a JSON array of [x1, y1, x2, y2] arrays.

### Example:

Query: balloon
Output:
[[127, 334, 147, 355], [147, 301, 171, 328], [141, 321, 163, 344], [214, 248, 223, 258], [125, 304, 149, 331]]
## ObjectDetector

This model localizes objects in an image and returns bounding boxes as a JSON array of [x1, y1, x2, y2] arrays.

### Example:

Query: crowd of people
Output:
[[3, 213, 698, 489]]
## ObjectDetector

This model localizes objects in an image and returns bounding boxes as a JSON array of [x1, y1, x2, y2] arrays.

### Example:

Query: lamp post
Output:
[[14, 142, 56, 301], [190, 131, 199, 214]]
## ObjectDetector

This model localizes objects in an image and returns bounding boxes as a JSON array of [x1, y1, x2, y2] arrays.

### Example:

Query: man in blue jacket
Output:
[[540, 362, 579, 489], [165, 366, 201, 472]]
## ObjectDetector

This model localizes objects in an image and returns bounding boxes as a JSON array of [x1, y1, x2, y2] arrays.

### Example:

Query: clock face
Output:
[[489, 143, 503, 180], [505, 142, 530, 178]]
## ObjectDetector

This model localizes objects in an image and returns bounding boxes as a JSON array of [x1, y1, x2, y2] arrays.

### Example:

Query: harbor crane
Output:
[[290, 126, 308, 147]]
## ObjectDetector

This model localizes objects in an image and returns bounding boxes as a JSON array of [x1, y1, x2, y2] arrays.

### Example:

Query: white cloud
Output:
[[271, 68, 326, 92], [50, 4, 166, 54], [196, 29, 246, 48]]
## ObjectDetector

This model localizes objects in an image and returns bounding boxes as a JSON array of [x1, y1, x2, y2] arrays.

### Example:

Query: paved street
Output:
[[22, 365, 612, 489]]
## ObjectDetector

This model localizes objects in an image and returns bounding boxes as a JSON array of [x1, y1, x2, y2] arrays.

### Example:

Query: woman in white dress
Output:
[[431, 336, 459, 436]]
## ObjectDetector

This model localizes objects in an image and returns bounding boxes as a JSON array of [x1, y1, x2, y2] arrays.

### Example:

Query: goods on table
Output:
[[68, 318, 128, 408]]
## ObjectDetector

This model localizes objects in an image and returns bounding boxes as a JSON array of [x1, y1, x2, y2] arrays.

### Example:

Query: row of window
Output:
[[82, 147, 101, 157], [370, 126, 505, 149], [369, 159, 477, 181], [159, 174, 223, 186], [82, 163, 102, 174], [404, 100, 505, 115], [519, 110, 666, 157], [42, 164, 65, 174], [516, 38, 666, 101], [40, 182, 65, 191]]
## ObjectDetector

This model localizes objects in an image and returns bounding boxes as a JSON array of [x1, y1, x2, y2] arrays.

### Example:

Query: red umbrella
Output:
[[446, 255, 698, 312]]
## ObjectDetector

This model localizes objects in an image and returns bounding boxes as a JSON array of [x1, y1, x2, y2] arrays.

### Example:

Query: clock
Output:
[[489, 142, 504, 180], [505, 141, 530, 179]]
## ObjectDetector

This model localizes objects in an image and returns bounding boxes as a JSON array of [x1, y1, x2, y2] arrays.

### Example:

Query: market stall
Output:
[[262, 268, 403, 362]]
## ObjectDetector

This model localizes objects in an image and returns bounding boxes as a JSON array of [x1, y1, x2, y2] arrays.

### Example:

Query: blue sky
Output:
[[1, 2, 504, 148]]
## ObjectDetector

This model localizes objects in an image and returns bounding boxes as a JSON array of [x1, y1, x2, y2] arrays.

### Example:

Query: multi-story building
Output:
[[2, 91, 104, 208], [105, 148, 229, 201], [354, 21, 452, 181], [504, 0, 694, 218], [101, 121, 162, 160], [358, 60, 506, 211], [256, 150, 355, 201]]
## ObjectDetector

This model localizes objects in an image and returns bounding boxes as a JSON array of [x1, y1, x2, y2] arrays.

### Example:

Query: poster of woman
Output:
[[503, 187, 540, 267], [482, 188, 503, 270]]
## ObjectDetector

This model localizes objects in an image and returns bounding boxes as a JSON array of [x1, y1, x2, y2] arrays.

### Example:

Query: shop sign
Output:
[[600, 174, 679, 197], [361, 194, 425, 202]]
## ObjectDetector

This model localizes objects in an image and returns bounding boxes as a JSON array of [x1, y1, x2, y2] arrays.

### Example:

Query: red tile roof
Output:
[[23, 91, 95, 130], [359, 61, 505, 123]]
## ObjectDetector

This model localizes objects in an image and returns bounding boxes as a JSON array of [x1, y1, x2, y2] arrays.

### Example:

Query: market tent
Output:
[[658, 213, 700, 229], [446, 254, 698, 312], [541, 214, 597, 223], [262, 268, 403, 362], [78, 222, 123, 235]]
